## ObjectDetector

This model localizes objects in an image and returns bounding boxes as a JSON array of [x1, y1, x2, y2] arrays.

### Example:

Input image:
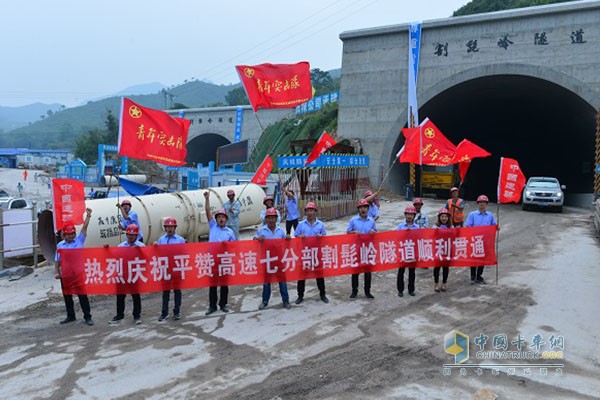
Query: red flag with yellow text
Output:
[[451, 139, 491, 182], [51, 179, 86, 231], [251, 155, 273, 185], [305, 131, 336, 165], [235, 62, 312, 112], [118, 98, 190, 166], [398, 118, 456, 165], [497, 157, 526, 203]]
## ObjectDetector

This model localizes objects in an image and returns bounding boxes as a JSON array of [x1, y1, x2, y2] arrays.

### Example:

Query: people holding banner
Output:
[[223, 189, 241, 240], [204, 191, 236, 315], [348, 199, 377, 299], [293, 202, 328, 304], [259, 195, 281, 226], [465, 195, 497, 285], [364, 190, 380, 221], [433, 208, 452, 292], [283, 187, 300, 235], [255, 208, 292, 310], [446, 187, 465, 227], [156, 218, 186, 322], [55, 207, 94, 326], [396, 205, 419, 297], [109, 224, 144, 325], [413, 198, 429, 228], [117, 199, 144, 242]]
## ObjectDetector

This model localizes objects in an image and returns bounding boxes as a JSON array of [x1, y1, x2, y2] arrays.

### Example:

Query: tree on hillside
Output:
[[225, 87, 249, 106], [453, 0, 573, 16], [170, 102, 189, 110], [311, 68, 339, 96], [74, 110, 119, 164]]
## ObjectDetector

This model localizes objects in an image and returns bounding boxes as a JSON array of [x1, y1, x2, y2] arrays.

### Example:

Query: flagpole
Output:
[[496, 202, 500, 285], [419, 123, 423, 198]]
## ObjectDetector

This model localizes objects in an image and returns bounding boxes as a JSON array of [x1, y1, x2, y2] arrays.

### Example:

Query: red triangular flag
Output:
[[251, 155, 273, 185], [118, 98, 191, 166], [452, 139, 491, 182], [305, 131, 336, 165], [51, 178, 86, 231], [497, 157, 526, 203]]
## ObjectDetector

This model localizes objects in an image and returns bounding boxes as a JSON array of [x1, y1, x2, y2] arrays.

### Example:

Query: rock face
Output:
[[472, 388, 498, 400]]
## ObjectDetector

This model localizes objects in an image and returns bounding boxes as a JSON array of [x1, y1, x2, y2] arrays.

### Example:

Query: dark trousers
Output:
[[471, 266, 485, 280], [63, 294, 91, 319], [297, 278, 326, 297], [209, 286, 229, 308], [116, 294, 141, 319], [161, 290, 181, 315], [285, 219, 299, 235], [351, 273, 372, 292], [433, 267, 449, 284], [397, 268, 415, 293]]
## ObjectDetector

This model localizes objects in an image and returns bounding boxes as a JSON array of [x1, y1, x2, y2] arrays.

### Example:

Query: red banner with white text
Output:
[[60, 226, 497, 295], [51, 178, 86, 231]]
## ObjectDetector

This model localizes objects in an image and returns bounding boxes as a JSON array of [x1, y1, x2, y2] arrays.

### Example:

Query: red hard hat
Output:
[[215, 209, 228, 219], [404, 205, 416, 214], [364, 190, 373, 198], [263, 195, 273, 205], [121, 199, 132, 206], [125, 224, 139, 235], [164, 217, 177, 227], [357, 199, 370, 208], [413, 197, 423, 205], [227, 189, 235, 196], [450, 187, 459, 193], [305, 201, 318, 211], [438, 207, 450, 216], [477, 194, 489, 203], [265, 208, 278, 217], [63, 224, 76, 234]]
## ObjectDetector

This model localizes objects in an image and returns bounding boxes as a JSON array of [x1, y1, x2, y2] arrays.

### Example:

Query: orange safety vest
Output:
[[446, 198, 465, 224]]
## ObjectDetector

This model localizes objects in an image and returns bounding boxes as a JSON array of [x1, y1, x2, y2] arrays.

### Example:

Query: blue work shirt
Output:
[[254, 225, 286, 240], [285, 197, 300, 221], [465, 210, 497, 227], [260, 208, 281, 226], [396, 222, 420, 231], [120, 209, 143, 241], [119, 240, 145, 247], [368, 203, 379, 219], [294, 218, 326, 237], [55, 232, 86, 262], [347, 215, 377, 234], [208, 219, 235, 242], [415, 212, 429, 228], [157, 233, 186, 244], [434, 224, 450, 229], [223, 198, 241, 224]]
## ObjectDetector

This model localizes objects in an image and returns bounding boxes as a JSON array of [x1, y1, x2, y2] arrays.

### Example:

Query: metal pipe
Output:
[[37, 184, 265, 262], [102, 174, 147, 186]]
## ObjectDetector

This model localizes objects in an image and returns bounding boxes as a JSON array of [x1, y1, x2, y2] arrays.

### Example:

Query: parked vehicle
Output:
[[522, 177, 565, 213], [0, 197, 31, 210]]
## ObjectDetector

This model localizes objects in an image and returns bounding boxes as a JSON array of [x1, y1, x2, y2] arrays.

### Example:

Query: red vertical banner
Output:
[[118, 98, 191, 166], [251, 155, 273, 185], [52, 179, 86, 231], [497, 157, 527, 203], [305, 131, 336, 165]]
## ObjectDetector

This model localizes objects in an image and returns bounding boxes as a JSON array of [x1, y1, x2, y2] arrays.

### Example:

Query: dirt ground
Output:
[[0, 168, 599, 399]]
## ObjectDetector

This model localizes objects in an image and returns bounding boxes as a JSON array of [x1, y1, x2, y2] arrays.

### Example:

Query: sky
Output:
[[0, 0, 467, 108]]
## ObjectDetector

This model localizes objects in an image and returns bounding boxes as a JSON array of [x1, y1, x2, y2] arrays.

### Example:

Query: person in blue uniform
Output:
[[117, 199, 143, 242], [156, 217, 186, 322], [347, 199, 377, 299], [204, 191, 236, 315], [465, 194, 498, 284], [223, 189, 241, 240], [293, 201, 328, 304], [283, 187, 300, 235], [55, 207, 94, 326]]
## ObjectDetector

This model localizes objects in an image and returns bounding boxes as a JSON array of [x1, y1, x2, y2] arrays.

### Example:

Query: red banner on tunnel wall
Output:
[[59, 226, 498, 295]]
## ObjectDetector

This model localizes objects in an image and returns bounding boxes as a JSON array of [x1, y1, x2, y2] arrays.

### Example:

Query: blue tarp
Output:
[[118, 177, 165, 196]]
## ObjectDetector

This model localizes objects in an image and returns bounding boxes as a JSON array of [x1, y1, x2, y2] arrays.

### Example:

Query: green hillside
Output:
[[0, 80, 238, 149], [453, 0, 573, 16]]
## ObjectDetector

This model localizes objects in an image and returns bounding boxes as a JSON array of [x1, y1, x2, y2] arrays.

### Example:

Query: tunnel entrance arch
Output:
[[185, 133, 230, 167], [387, 70, 597, 205]]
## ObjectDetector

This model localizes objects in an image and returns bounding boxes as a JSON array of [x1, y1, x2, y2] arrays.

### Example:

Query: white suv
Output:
[[522, 177, 565, 213]]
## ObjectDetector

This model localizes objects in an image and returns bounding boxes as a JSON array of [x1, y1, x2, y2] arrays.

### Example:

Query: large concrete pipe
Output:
[[102, 174, 147, 186], [38, 184, 265, 261]]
